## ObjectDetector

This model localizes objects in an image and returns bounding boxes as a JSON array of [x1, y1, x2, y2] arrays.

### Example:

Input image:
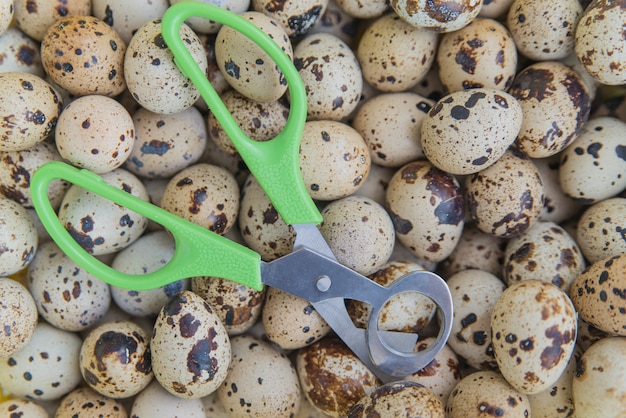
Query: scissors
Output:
[[30, 2, 453, 383]]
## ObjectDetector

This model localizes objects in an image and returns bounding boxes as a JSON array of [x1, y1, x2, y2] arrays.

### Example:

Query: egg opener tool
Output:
[[31, 2, 453, 383]]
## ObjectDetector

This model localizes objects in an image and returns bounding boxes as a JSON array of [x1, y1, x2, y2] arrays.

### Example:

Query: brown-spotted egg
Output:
[[491, 280, 577, 394], [333, 0, 390, 19], [55, 387, 128, 417], [91, 0, 170, 44], [478, 0, 514, 18], [349, 380, 445, 417], [0, 0, 12, 34], [0, 196, 38, 276], [13, 0, 92, 41], [385, 160, 465, 262], [252, 0, 328, 37], [0, 277, 38, 357], [0, 399, 48, 418], [390, 0, 483, 32], [0, 27, 44, 76], [577, 197, 626, 264], [131, 380, 206, 417]]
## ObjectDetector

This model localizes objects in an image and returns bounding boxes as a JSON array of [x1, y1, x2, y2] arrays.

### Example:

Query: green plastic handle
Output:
[[31, 162, 263, 290], [161, 2, 322, 226]]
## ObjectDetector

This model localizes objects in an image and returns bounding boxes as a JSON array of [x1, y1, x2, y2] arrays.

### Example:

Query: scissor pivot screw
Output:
[[316, 275, 331, 292]]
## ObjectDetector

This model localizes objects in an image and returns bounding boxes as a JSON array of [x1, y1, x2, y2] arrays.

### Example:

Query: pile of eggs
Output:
[[1, 0, 626, 416]]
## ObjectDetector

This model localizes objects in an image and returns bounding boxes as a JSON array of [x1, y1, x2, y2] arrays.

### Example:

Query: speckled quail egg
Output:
[[577, 197, 626, 263], [352, 92, 433, 167], [491, 280, 577, 394], [13, 0, 92, 41], [503, 220, 585, 292], [465, 149, 544, 238], [80, 320, 152, 398], [357, 13, 437, 92], [446, 370, 531, 418], [421, 88, 523, 175], [130, 380, 206, 417], [352, 163, 395, 206], [217, 334, 302, 417], [299, 120, 370, 200], [478, 0, 514, 18], [174, 0, 252, 35], [192, 276, 264, 336], [0, 399, 48, 418], [575, 0, 626, 85], [91, 0, 170, 44], [28, 241, 111, 332], [572, 337, 626, 418], [124, 18, 208, 114], [151, 290, 230, 398], [446, 269, 504, 371], [294, 32, 362, 120], [391, 0, 483, 32], [570, 253, 626, 336], [437, 17, 517, 92], [508, 61, 591, 158], [559, 116, 626, 204], [333, 0, 390, 19], [0, 0, 12, 34], [0, 141, 68, 208], [216, 11, 292, 103], [307, 0, 359, 44], [297, 337, 381, 417], [0, 72, 63, 152], [534, 154, 583, 223], [319, 195, 395, 276], [252, 0, 328, 37], [55, 95, 135, 173], [0, 322, 82, 401], [0, 27, 44, 76], [0, 196, 38, 276], [349, 380, 445, 417], [55, 386, 128, 417], [386, 160, 464, 262], [58, 168, 149, 256], [160, 163, 239, 235], [0, 277, 38, 357], [262, 286, 330, 350], [41, 15, 126, 97]]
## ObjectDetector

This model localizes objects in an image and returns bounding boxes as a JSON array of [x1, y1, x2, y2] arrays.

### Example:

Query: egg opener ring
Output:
[[30, 2, 453, 383]]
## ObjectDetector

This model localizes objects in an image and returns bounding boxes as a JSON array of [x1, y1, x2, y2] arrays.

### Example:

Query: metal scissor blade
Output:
[[292, 223, 336, 260]]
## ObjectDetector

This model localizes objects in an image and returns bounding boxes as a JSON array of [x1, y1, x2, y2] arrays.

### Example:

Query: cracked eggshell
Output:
[[252, 0, 328, 37], [0, 277, 38, 357], [386, 160, 465, 262], [216, 11, 291, 103], [357, 13, 437, 92], [391, 0, 482, 32], [0, 27, 44, 76], [421, 88, 522, 175], [294, 32, 362, 120], [577, 197, 626, 264], [217, 334, 301, 417], [349, 380, 445, 417], [0, 196, 38, 276], [152, 290, 230, 398], [437, 17, 517, 93], [491, 280, 577, 395]]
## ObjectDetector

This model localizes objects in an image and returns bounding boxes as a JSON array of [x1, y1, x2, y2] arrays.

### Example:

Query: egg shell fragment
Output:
[[151, 290, 230, 398], [491, 280, 577, 394], [348, 380, 445, 417], [0, 277, 38, 357]]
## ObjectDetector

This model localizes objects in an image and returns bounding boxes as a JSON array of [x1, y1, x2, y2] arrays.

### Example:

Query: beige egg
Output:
[[91, 0, 170, 44], [421, 88, 522, 175], [386, 160, 464, 262], [294, 32, 362, 120], [446, 370, 531, 418], [319, 195, 395, 276], [41, 15, 126, 97], [55, 387, 128, 417], [0, 196, 38, 276], [572, 337, 626, 418], [349, 380, 445, 417], [577, 197, 626, 263], [352, 92, 433, 167], [217, 334, 301, 417], [0, 399, 48, 418], [0, 278, 38, 357], [333, 0, 389, 19], [124, 18, 207, 114], [160, 163, 239, 235], [575, 0, 626, 85], [130, 380, 206, 417], [252, 0, 328, 37], [491, 280, 577, 394], [357, 13, 437, 92], [509, 61, 591, 158], [570, 253, 626, 336], [466, 149, 544, 238], [216, 11, 292, 103], [262, 286, 331, 350], [478, 0, 514, 18], [297, 337, 381, 417], [299, 120, 370, 200], [506, 0, 582, 61], [352, 163, 395, 206], [446, 269, 504, 370], [0, 72, 63, 152], [0, 0, 12, 34], [534, 154, 583, 223], [124, 106, 207, 179], [152, 290, 230, 398], [13, 0, 91, 41], [503, 220, 585, 292], [191, 276, 264, 336], [559, 116, 626, 204], [437, 17, 517, 92], [391, 0, 482, 32], [0, 27, 44, 76], [170, 0, 249, 35]]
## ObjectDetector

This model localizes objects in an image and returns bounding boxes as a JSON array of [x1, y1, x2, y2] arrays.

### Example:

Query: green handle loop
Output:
[[31, 162, 262, 290], [161, 2, 322, 225]]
